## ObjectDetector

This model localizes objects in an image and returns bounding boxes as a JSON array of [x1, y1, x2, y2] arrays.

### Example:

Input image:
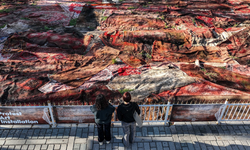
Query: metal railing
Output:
[[112, 101, 173, 125], [1, 100, 249, 127], [217, 100, 250, 124]]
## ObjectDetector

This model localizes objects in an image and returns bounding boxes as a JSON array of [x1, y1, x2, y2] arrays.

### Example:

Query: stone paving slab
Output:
[[5, 139, 26, 145], [0, 125, 13, 129], [0, 121, 250, 150], [12, 125, 32, 129], [32, 125, 51, 129], [26, 139, 46, 145], [74, 138, 87, 144], [46, 139, 68, 144], [56, 124, 72, 128], [0, 140, 5, 145]]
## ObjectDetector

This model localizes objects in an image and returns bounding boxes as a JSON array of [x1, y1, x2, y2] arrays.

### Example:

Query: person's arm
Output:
[[117, 106, 122, 121], [135, 103, 140, 115], [109, 103, 115, 112], [90, 105, 95, 113]]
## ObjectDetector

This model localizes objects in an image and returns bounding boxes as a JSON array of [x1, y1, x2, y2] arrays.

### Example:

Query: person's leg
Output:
[[96, 123, 104, 142], [129, 122, 136, 143], [122, 121, 130, 147], [104, 122, 111, 142]]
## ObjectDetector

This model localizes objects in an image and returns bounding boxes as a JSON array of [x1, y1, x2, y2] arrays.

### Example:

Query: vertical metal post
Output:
[[140, 106, 143, 117], [113, 105, 117, 122], [164, 101, 171, 126], [243, 106, 250, 120], [217, 100, 228, 125], [239, 104, 247, 120], [48, 101, 56, 128], [152, 104, 156, 121], [148, 106, 151, 121]]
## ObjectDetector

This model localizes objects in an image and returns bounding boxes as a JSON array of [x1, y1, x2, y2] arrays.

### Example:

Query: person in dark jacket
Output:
[[117, 92, 140, 148], [90, 94, 115, 145]]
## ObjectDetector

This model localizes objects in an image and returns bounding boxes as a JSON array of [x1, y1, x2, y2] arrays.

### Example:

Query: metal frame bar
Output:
[[143, 106, 147, 121], [217, 100, 228, 125], [220, 102, 250, 122], [243, 107, 248, 120], [0, 101, 249, 126], [161, 106, 165, 121], [48, 102, 56, 128], [156, 106, 160, 121], [243, 107, 250, 120], [148, 106, 152, 121], [235, 105, 243, 120], [152, 105, 156, 121], [223, 105, 230, 120], [0, 106, 48, 108], [164, 101, 171, 126]]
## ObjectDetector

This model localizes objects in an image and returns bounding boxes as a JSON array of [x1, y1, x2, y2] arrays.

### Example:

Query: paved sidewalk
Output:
[[0, 121, 250, 150]]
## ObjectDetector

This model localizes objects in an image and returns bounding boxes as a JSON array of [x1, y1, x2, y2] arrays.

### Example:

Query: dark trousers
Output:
[[121, 121, 136, 147], [96, 123, 111, 142]]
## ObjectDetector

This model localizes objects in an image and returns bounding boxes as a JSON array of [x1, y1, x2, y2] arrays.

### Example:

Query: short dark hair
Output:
[[95, 94, 108, 110], [123, 92, 131, 102]]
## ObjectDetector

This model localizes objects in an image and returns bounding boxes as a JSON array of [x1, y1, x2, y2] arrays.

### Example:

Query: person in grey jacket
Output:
[[117, 92, 140, 148], [90, 94, 115, 145]]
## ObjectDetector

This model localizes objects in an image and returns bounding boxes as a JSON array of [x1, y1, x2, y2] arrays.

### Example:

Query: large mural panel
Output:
[[170, 104, 223, 122], [0, 107, 51, 124], [53, 106, 95, 123]]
